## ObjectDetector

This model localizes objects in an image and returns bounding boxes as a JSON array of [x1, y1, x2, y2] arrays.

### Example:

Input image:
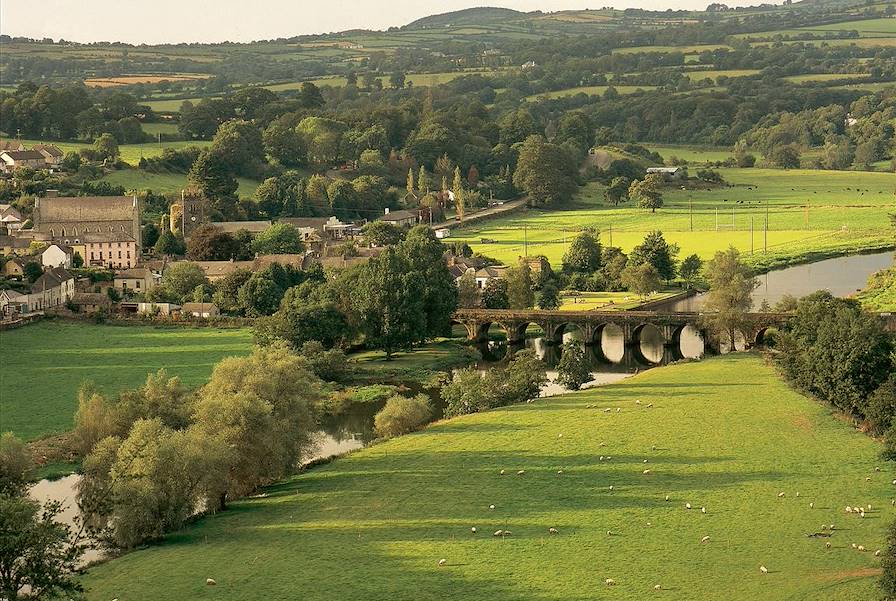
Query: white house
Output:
[[41, 244, 73, 269], [25, 267, 75, 312]]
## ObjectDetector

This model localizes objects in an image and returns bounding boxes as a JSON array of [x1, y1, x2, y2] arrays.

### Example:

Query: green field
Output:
[[646, 144, 735, 164], [0, 322, 253, 441], [558, 290, 677, 311], [526, 85, 657, 100], [611, 44, 733, 54], [452, 168, 896, 271], [783, 73, 871, 83], [12, 137, 212, 166], [100, 168, 260, 196], [140, 122, 181, 136], [682, 69, 761, 82], [80, 354, 892, 601]]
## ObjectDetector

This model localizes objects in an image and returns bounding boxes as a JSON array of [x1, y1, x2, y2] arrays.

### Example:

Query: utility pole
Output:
[[764, 201, 768, 254], [750, 215, 754, 255], [689, 196, 693, 232], [523, 224, 528, 257], [715, 207, 719, 231], [608, 224, 612, 247]]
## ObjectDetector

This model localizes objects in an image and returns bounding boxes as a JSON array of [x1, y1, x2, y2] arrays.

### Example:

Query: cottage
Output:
[[114, 267, 157, 293], [27, 267, 75, 311], [474, 265, 507, 289], [380, 208, 419, 228], [0, 235, 32, 256], [84, 232, 138, 269], [137, 302, 180, 316], [646, 166, 687, 180], [181, 302, 220, 318], [33, 144, 64, 169], [0, 141, 26, 153], [3, 257, 31, 278], [0, 205, 23, 231], [41, 244, 73, 269], [0, 289, 28, 317], [70, 292, 112, 313], [0, 150, 47, 173], [214, 220, 272, 235]]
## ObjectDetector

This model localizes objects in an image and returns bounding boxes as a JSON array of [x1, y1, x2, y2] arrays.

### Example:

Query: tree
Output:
[[821, 137, 854, 170], [212, 268, 252, 314], [263, 122, 306, 167], [188, 149, 238, 216], [537, 280, 561, 310], [0, 433, 32, 496], [238, 272, 283, 317], [389, 71, 406, 89], [880, 519, 896, 599], [680, 254, 703, 289], [442, 350, 546, 417], [186, 224, 239, 260], [621, 262, 661, 299], [457, 270, 479, 308], [361, 221, 404, 247], [0, 494, 87, 600], [142, 222, 160, 249], [298, 82, 325, 108], [210, 119, 265, 177], [251, 223, 304, 255], [400, 226, 458, 338], [374, 395, 432, 438], [629, 231, 679, 281], [93, 132, 119, 160], [555, 342, 592, 391], [158, 262, 208, 302], [154, 229, 183, 257], [866, 374, 896, 436], [254, 300, 348, 350], [352, 247, 426, 358], [506, 260, 534, 309], [452, 166, 465, 222], [22, 262, 42, 283], [767, 143, 801, 169], [605, 176, 630, 206], [406, 167, 415, 201], [513, 135, 577, 206], [482, 278, 509, 309], [628, 174, 664, 212], [563, 230, 601, 274], [733, 140, 755, 168], [701, 247, 758, 349]]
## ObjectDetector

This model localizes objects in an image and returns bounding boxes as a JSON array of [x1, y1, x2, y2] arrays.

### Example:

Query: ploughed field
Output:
[[0, 322, 253, 440], [452, 168, 896, 271], [81, 354, 892, 601]]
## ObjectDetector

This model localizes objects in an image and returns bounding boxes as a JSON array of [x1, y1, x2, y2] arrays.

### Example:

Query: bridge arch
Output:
[[631, 323, 664, 365]]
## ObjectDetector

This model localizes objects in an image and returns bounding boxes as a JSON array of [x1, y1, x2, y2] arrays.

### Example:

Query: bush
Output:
[[374, 394, 432, 438], [867, 374, 896, 435], [0, 432, 33, 496], [881, 519, 896, 599], [442, 350, 547, 417], [555, 343, 593, 391]]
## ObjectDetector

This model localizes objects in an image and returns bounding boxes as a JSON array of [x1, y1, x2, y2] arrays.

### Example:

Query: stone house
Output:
[[70, 292, 112, 313], [0, 289, 28, 317], [380, 208, 419, 228], [3, 257, 30, 278], [84, 232, 138, 269], [181, 302, 220, 318], [41, 244, 73, 269], [0, 150, 46, 173], [474, 265, 507, 289], [33, 192, 142, 249], [646, 166, 687, 180], [26, 267, 75, 311], [33, 144, 64, 169], [113, 267, 157, 293]]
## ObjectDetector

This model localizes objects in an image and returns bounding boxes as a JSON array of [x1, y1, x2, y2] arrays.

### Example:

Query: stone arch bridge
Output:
[[452, 308, 792, 365]]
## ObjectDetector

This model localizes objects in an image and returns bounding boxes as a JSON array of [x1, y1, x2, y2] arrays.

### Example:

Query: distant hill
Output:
[[404, 7, 525, 29]]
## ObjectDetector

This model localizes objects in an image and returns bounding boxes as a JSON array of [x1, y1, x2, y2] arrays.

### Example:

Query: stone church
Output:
[[33, 192, 142, 249]]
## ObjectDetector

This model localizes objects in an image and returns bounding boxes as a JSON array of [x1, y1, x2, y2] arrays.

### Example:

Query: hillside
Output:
[[80, 354, 892, 601], [404, 7, 525, 29]]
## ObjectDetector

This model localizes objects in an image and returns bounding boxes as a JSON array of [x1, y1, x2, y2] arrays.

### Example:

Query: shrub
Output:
[[374, 395, 432, 438], [867, 374, 896, 435], [555, 343, 593, 391], [0, 432, 33, 496]]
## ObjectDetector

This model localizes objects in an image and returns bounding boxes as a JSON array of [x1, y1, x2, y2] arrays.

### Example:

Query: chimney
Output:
[[45, 189, 58, 198], [384, 207, 390, 215]]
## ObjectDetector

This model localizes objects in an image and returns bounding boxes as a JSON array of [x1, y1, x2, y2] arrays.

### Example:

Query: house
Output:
[[646, 166, 687, 180], [0, 150, 47, 173], [83, 232, 137, 269], [474, 265, 507, 289], [0, 235, 32, 256], [3, 257, 30, 278], [280, 216, 361, 241], [33, 144, 64, 169], [521, 60, 537, 69], [27, 267, 75, 311], [188, 254, 308, 282], [0, 289, 28, 317], [113, 267, 157, 293], [181, 302, 220, 318], [70, 292, 112, 313], [0, 205, 23, 231], [214, 221, 272, 235], [0, 141, 25, 153], [380, 208, 419, 228], [33, 192, 142, 249], [435, 228, 451, 239], [41, 244, 73, 269], [137, 302, 180, 316]]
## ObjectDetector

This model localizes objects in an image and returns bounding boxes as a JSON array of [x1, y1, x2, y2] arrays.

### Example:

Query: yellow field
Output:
[[84, 74, 211, 87]]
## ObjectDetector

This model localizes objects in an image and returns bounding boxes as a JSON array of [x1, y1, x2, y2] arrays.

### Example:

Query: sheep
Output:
[[845, 506, 853, 513], [654, 584, 662, 591], [701, 536, 711, 543], [866, 477, 872, 482], [826, 542, 832, 549], [647, 403, 653, 408], [438, 559, 447, 566], [609, 485, 615, 491], [665, 495, 670, 501], [809, 502, 814, 509], [861, 511, 866, 518], [644, 459, 649, 463], [858, 545, 866, 552], [493, 530, 505, 537], [686, 503, 692, 509], [830, 524, 835, 530], [206, 579, 217, 586], [852, 543, 858, 549], [605, 578, 616, 586], [600, 456, 605, 461], [876, 550, 882, 557], [604, 408, 611, 413], [558, 433, 563, 438], [471, 527, 477, 534], [778, 492, 785, 498], [616, 408, 621, 412], [549, 527, 559, 535], [517, 470, 526, 476], [636, 400, 642, 405], [489, 504, 495, 510], [643, 469, 651, 475], [607, 530, 614, 536], [607, 456, 612, 460], [821, 524, 828, 531], [868, 504, 873, 511], [876, 467, 881, 472], [557, 469, 564, 474], [701, 507, 707, 514], [500, 469, 506, 475], [796, 492, 800, 497], [760, 566, 768, 574]]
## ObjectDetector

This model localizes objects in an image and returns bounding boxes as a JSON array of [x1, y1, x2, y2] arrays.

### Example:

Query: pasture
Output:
[[526, 85, 658, 100], [100, 168, 260, 196], [83, 74, 211, 87], [0, 322, 253, 441], [80, 354, 893, 601], [646, 144, 734, 164], [682, 69, 761, 82], [12, 137, 212, 166], [451, 168, 896, 272]]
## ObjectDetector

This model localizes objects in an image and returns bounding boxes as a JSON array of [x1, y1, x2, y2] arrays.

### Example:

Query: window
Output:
[[118, 251, 121, 259], [136, 281, 140, 289]]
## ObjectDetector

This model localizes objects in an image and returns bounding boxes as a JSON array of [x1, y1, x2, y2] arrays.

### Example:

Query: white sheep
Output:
[[605, 578, 616, 586], [654, 584, 662, 590], [557, 469, 564, 474], [438, 559, 447, 566], [858, 545, 866, 552], [665, 495, 670, 501], [643, 459, 649, 463], [636, 400, 642, 405], [866, 477, 872, 482], [876, 550, 882, 557], [826, 542, 832, 549], [686, 503, 692, 509], [549, 527, 559, 535], [647, 403, 653, 408], [471, 527, 477, 534], [206, 579, 217, 586], [489, 504, 495, 510], [852, 543, 858, 549], [796, 492, 800, 497], [607, 530, 614, 536], [845, 506, 853, 513], [500, 469, 505, 475], [701, 507, 707, 514], [558, 433, 563, 438], [821, 524, 828, 531], [778, 492, 785, 498], [701, 536, 711, 543], [759, 566, 768, 574], [643, 469, 651, 475], [830, 524, 835, 530], [517, 470, 526, 475], [609, 485, 614, 491], [493, 530, 504, 536], [809, 502, 814, 509]]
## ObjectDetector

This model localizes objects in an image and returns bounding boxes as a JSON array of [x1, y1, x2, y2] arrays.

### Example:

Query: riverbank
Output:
[[78, 353, 892, 601]]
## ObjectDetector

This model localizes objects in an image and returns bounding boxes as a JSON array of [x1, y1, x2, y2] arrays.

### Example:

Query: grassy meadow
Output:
[[452, 168, 896, 271], [527, 85, 658, 100], [11, 137, 212, 166], [80, 354, 893, 601], [0, 321, 253, 441], [100, 168, 260, 196]]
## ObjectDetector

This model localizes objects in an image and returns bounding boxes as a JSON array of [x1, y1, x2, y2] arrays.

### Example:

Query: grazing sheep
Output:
[[517, 470, 526, 475], [876, 550, 882, 557], [845, 506, 853, 513], [858, 545, 866, 552], [206, 579, 217, 586], [607, 456, 612, 460], [852, 543, 858, 549], [609, 485, 615, 491], [616, 408, 621, 412], [701, 536, 711, 543], [643, 469, 651, 475], [809, 502, 814, 509], [489, 504, 495, 510], [778, 492, 785, 498], [651, 445, 657, 451], [600, 456, 605, 461], [557, 469, 564, 474], [760, 566, 768, 574], [600, 442, 606, 446], [636, 400, 642, 405], [605, 579, 616, 586], [604, 408, 611, 413], [686, 503, 692, 509], [438, 559, 447, 566], [500, 469, 506, 475], [826, 542, 832, 549], [701, 507, 706, 514], [796, 492, 800, 497], [665, 495, 670, 501], [891, 479, 895, 485], [861, 511, 866, 518], [644, 459, 649, 463], [493, 530, 505, 536], [868, 504, 873, 511], [830, 525, 835, 530], [549, 527, 559, 535], [821, 525, 827, 531], [471, 527, 477, 534], [558, 433, 563, 438], [866, 477, 872, 482], [647, 403, 653, 408], [607, 530, 614, 536], [654, 584, 662, 591], [876, 467, 881, 472]]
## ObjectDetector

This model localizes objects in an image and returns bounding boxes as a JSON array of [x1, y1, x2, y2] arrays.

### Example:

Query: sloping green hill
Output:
[[405, 7, 525, 29], [81, 354, 891, 601]]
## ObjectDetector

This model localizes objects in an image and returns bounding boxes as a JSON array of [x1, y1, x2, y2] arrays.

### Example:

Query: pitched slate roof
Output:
[[37, 196, 137, 224], [30, 267, 73, 293]]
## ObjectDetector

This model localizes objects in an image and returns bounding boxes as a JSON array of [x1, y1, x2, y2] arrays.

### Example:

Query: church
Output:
[[32, 192, 142, 250]]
